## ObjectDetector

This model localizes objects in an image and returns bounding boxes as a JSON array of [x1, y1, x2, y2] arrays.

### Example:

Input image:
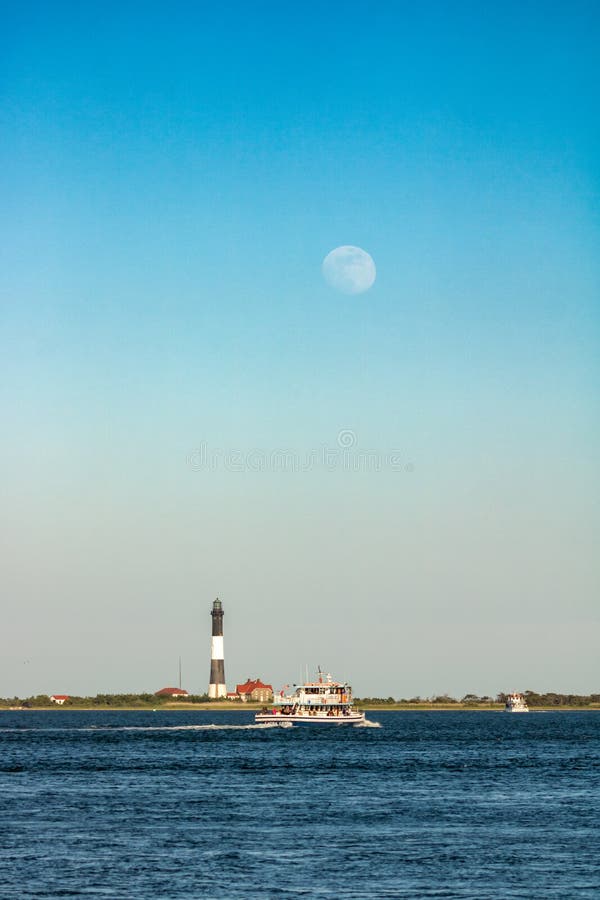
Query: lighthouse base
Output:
[[208, 683, 226, 699]]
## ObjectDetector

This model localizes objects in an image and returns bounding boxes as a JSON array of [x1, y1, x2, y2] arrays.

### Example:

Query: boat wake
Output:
[[85, 723, 294, 732], [354, 719, 382, 728], [1, 722, 292, 735]]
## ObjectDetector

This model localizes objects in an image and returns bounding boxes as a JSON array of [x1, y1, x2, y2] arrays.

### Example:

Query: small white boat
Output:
[[504, 692, 529, 713], [255, 670, 365, 725]]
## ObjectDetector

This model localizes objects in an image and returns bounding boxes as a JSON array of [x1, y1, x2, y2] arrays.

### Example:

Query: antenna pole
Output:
[[179, 656, 182, 690]]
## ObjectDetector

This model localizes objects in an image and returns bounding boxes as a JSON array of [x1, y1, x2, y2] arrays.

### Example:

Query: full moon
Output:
[[322, 245, 376, 294]]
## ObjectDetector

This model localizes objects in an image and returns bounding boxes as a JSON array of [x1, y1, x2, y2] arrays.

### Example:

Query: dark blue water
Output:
[[1, 711, 599, 898]]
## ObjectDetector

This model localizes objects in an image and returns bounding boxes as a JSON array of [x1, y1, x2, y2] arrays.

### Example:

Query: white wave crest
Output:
[[85, 722, 293, 732]]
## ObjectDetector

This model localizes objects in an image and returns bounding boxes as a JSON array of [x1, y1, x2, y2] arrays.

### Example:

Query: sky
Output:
[[1, 1, 599, 699]]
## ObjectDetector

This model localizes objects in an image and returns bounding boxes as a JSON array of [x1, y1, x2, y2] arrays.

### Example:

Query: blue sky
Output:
[[1, 2, 599, 697]]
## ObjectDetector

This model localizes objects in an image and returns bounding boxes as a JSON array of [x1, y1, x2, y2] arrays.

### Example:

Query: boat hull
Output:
[[255, 712, 365, 725]]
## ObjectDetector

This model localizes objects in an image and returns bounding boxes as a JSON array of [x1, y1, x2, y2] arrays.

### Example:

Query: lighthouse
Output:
[[208, 597, 226, 698]]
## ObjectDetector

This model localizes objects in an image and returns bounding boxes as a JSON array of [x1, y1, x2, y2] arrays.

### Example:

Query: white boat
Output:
[[255, 670, 365, 725], [504, 692, 529, 713]]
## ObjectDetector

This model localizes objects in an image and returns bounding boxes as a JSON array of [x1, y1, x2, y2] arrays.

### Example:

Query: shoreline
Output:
[[3, 703, 599, 712]]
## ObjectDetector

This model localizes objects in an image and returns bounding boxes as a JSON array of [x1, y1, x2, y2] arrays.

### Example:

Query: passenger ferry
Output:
[[504, 692, 529, 713], [255, 670, 365, 725]]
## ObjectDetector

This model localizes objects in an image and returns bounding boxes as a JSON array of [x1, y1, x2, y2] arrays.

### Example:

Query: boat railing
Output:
[[295, 691, 351, 703]]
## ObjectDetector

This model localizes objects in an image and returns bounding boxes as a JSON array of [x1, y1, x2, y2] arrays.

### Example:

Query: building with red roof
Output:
[[50, 695, 69, 705], [235, 679, 273, 703]]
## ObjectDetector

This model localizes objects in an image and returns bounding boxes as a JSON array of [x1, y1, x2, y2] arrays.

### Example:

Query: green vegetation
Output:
[[0, 693, 214, 709], [355, 692, 600, 709], [503, 691, 600, 708], [1, 691, 599, 710], [356, 694, 492, 706]]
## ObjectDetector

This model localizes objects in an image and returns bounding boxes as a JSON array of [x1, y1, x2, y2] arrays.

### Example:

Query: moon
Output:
[[322, 245, 376, 294]]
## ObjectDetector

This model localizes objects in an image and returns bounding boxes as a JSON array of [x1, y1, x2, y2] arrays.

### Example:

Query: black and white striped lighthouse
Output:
[[208, 597, 226, 698]]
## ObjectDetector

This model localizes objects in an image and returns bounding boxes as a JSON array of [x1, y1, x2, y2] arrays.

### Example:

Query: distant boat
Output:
[[255, 670, 365, 725], [504, 692, 529, 713]]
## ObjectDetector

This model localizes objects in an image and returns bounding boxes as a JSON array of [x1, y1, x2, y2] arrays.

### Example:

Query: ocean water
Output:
[[1, 710, 599, 899]]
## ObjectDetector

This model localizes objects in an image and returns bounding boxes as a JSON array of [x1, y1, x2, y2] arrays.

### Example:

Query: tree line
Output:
[[2, 691, 599, 708], [0, 693, 212, 708], [355, 692, 600, 706]]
